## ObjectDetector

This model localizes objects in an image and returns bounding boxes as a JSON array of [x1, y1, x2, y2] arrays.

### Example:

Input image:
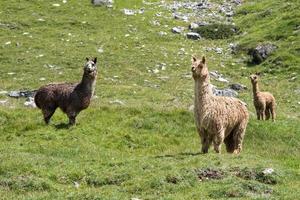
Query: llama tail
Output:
[[34, 91, 42, 109]]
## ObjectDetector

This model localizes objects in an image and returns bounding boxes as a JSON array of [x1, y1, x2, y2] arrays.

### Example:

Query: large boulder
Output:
[[249, 44, 277, 64]]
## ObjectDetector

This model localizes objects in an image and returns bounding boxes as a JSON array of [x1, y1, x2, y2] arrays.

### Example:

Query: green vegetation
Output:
[[194, 24, 239, 39], [0, 0, 299, 199]]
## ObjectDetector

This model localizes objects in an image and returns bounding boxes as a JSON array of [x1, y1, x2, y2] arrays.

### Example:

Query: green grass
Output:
[[0, 0, 299, 199]]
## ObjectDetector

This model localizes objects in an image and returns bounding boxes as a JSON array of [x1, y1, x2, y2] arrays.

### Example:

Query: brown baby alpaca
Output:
[[192, 56, 249, 154], [34, 57, 98, 125], [250, 73, 276, 121]]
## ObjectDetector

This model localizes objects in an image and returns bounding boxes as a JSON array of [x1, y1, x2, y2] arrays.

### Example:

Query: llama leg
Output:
[[233, 121, 247, 154], [199, 129, 211, 153], [213, 130, 225, 154], [42, 108, 56, 124], [67, 112, 78, 125], [224, 131, 235, 153]]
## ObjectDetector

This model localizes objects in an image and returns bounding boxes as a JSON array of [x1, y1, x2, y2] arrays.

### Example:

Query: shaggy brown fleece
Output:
[[34, 57, 98, 125], [250, 73, 276, 121], [192, 56, 249, 154]]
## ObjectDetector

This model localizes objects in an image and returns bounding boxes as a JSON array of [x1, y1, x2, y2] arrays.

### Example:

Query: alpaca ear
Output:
[[192, 56, 197, 62], [93, 57, 97, 64], [255, 72, 261, 76], [86, 57, 89, 62], [202, 56, 206, 64]]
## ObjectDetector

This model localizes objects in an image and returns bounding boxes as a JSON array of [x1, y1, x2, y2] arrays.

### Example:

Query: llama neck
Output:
[[78, 73, 97, 96], [194, 76, 213, 106], [252, 82, 259, 96]]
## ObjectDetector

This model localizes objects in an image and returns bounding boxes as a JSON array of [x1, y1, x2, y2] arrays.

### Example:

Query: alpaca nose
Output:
[[191, 67, 196, 72]]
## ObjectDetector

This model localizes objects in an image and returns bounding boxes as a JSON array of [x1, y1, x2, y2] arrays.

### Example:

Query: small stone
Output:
[[189, 22, 199, 30], [74, 181, 80, 189], [52, 3, 60, 7], [158, 31, 167, 36], [109, 99, 125, 105], [186, 32, 201, 40], [123, 9, 135, 16], [5, 41, 11, 45], [91, 0, 113, 6], [0, 99, 8, 105], [171, 27, 184, 34], [97, 47, 104, 53], [262, 168, 274, 175], [215, 47, 223, 54], [39, 77, 46, 81], [24, 97, 36, 108], [229, 83, 247, 91]]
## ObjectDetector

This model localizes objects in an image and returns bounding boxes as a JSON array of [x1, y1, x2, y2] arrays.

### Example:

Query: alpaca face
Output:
[[191, 56, 208, 80], [249, 74, 259, 84], [84, 57, 98, 78]]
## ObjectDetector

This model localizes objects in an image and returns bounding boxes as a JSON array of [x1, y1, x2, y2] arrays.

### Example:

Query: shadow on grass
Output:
[[155, 151, 201, 159], [54, 123, 71, 130]]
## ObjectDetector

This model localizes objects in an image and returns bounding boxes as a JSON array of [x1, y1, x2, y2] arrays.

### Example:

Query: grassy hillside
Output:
[[0, 0, 299, 199]]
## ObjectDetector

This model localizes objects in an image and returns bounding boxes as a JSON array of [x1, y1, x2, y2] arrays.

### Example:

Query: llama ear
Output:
[[255, 72, 261, 76], [202, 56, 206, 64], [86, 57, 89, 62], [192, 56, 197, 62], [93, 57, 97, 64]]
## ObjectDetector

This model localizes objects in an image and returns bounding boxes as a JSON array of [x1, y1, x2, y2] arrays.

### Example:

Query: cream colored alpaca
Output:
[[192, 56, 249, 154], [250, 73, 276, 122]]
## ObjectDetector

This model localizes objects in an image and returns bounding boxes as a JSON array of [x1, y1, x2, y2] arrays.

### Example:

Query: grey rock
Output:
[[189, 22, 199, 30], [172, 27, 184, 34], [123, 9, 135, 15], [91, 0, 113, 6], [24, 97, 36, 108], [212, 85, 238, 97], [249, 44, 277, 64], [229, 83, 247, 91], [209, 71, 229, 83], [109, 99, 125, 105], [186, 32, 200, 40], [8, 90, 37, 98]]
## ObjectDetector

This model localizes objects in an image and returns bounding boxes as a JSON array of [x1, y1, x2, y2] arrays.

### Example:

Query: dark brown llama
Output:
[[34, 57, 98, 125]]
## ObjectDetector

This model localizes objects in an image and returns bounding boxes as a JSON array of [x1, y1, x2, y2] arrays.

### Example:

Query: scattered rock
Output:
[[215, 47, 223, 54], [229, 83, 247, 91], [209, 71, 229, 83], [8, 90, 37, 98], [0, 99, 8, 106], [74, 181, 80, 189], [52, 4, 60, 7], [158, 31, 167, 36], [91, 0, 113, 7], [189, 22, 199, 30], [171, 27, 184, 34], [24, 97, 36, 108], [212, 85, 238, 97], [123, 9, 135, 16], [249, 44, 277, 64], [262, 168, 274, 175], [109, 99, 125, 105], [0, 91, 8, 95], [186, 32, 201, 40]]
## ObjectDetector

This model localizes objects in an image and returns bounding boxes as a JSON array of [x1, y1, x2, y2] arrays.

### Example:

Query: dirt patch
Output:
[[235, 167, 278, 185], [195, 168, 224, 181]]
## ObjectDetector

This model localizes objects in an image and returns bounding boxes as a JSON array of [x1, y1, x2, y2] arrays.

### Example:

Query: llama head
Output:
[[249, 72, 261, 84], [84, 57, 98, 78], [191, 56, 208, 80]]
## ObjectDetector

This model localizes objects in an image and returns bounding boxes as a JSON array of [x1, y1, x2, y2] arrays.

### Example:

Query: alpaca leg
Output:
[[265, 108, 270, 120], [213, 130, 225, 154], [256, 110, 260, 120], [270, 103, 276, 122], [42, 108, 56, 124], [233, 122, 247, 154]]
